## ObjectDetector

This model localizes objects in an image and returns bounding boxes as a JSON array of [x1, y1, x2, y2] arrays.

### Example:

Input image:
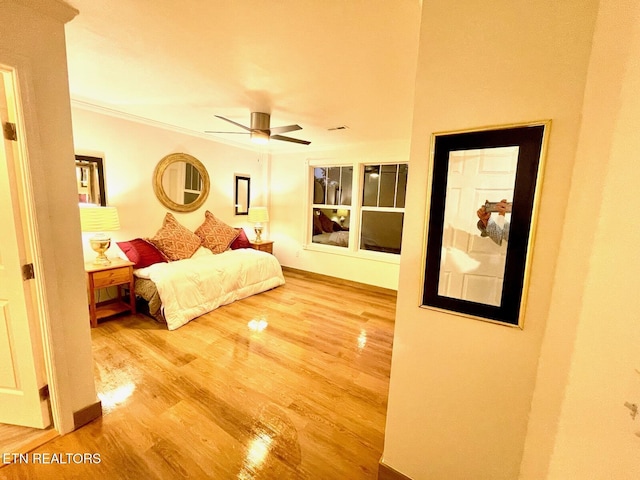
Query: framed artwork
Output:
[[421, 121, 550, 327]]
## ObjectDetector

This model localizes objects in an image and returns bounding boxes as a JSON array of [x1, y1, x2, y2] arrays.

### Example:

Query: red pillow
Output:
[[230, 228, 252, 249], [117, 238, 168, 268], [318, 210, 335, 233], [312, 212, 323, 235]]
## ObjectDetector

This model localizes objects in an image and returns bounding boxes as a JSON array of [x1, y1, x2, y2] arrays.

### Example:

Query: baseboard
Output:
[[378, 459, 412, 480], [73, 400, 102, 430], [281, 266, 397, 295]]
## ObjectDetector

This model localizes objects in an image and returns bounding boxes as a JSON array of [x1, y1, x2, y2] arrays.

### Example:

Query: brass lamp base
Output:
[[90, 234, 112, 265], [253, 225, 264, 243]]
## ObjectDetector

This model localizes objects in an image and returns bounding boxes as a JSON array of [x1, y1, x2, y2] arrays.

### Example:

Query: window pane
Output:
[[313, 167, 326, 204], [340, 166, 353, 205], [360, 211, 404, 254], [362, 165, 380, 206], [326, 167, 341, 205], [185, 163, 193, 189], [396, 164, 408, 208], [311, 208, 349, 248], [184, 191, 199, 204], [379, 164, 398, 207]]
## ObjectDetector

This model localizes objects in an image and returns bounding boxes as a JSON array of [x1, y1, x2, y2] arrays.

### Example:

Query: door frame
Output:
[[1, 63, 63, 434]]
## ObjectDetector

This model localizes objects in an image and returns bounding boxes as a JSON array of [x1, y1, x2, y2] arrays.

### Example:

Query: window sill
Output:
[[303, 242, 401, 265]]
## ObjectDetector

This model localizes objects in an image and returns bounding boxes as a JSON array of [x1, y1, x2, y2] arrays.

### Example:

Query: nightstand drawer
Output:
[[92, 266, 131, 288], [250, 240, 274, 254]]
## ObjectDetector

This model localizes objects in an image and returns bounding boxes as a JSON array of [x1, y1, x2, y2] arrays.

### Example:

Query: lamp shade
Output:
[[79, 205, 120, 232], [336, 209, 349, 217], [247, 206, 269, 223]]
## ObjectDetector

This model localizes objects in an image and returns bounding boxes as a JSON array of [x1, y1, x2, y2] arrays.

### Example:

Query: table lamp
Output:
[[336, 208, 349, 226], [79, 205, 120, 265], [247, 206, 269, 243]]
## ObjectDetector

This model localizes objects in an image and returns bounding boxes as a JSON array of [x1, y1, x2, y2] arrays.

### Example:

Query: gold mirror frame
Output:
[[153, 153, 210, 212]]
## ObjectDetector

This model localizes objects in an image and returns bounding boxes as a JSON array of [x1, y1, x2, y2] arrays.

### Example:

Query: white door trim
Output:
[[0, 61, 63, 433]]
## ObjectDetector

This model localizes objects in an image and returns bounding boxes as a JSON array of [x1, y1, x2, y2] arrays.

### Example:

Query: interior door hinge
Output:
[[3, 122, 17, 141], [39, 384, 49, 401], [22, 263, 35, 281]]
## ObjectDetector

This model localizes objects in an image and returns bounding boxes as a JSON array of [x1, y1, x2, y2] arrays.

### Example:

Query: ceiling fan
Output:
[[206, 112, 311, 145]]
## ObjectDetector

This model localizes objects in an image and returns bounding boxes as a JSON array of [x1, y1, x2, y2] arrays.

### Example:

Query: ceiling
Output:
[[64, 0, 422, 153]]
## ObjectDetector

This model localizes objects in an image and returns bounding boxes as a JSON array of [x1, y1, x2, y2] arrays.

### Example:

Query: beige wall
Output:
[[71, 107, 267, 258], [383, 0, 600, 478], [1, 0, 95, 433], [521, 0, 640, 478], [71, 113, 412, 292]]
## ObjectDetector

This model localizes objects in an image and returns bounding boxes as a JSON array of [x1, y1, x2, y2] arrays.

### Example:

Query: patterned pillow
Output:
[[230, 228, 252, 249], [117, 238, 168, 268], [149, 213, 201, 261], [195, 211, 240, 254]]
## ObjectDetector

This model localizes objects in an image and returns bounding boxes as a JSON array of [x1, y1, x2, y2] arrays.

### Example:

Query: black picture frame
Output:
[[421, 121, 549, 327], [235, 175, 250, 215], [75, 155, 106, 206]]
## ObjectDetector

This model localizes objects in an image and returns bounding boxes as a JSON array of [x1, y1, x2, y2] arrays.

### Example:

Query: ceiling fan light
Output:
[[250, 130, 270, 144]]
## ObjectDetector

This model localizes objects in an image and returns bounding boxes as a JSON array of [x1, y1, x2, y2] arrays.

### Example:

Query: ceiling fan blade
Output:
[[205, 131, 249, 134], [214, 115, 251, 132], [271, 134, 311, 145], [270, 124, 302, 135]]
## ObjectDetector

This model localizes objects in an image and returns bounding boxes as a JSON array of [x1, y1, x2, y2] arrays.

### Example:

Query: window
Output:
[[311, 166, 352, 248], [308, 162, 408, 256], [360, 163, 408, 254], [183, 162, 203, 204]]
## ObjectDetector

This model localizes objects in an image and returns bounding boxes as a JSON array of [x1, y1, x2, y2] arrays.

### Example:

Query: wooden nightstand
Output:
[[85, 258, 136, 327], [249, 240, 274, 254]]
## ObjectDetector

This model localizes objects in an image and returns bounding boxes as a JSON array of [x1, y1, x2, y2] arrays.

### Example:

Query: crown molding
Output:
[[70, 98, 254, 149]]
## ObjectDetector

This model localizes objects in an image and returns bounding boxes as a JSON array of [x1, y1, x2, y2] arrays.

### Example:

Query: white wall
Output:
[[520, 0, 640, 478], [270, 140, 409, 290], [382, 0, 599, 478], [1, 0, 96, 433], [71, 107, 267, 258]]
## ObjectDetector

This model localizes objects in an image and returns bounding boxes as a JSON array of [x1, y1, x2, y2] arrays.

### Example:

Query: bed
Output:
[[312, 231, 350, 247], [133, 246, 284, 330]]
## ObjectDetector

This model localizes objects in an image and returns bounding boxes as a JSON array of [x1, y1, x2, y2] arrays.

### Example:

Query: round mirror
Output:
[[153, 153, 210, 212]]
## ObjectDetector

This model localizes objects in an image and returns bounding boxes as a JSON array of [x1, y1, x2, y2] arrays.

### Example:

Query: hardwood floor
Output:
[[0, 268, 396, 479], [0, 424, 57, 458]]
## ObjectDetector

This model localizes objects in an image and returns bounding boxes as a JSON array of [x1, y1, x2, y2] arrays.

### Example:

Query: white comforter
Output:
[[134, 247, 285, 330]]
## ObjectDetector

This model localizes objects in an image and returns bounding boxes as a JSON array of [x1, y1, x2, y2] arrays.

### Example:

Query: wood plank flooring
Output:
[[0, 424, 57, 457], [0, 268, 396, 479]]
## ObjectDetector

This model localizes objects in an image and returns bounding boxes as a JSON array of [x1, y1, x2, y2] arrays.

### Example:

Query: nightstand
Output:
[[85, 258, 136, 327], [249, 240, 274, 254]]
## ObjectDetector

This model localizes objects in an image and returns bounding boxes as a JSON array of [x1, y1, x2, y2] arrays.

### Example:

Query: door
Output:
[[0, 68, 51, 428], [438, 146, 518, 306], [162, 161, 185, 204]]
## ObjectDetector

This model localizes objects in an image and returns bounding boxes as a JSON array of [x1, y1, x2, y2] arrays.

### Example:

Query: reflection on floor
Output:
[[0, 268, 396, 479]]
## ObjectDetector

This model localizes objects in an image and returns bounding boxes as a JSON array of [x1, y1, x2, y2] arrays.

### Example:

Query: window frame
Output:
[[358, 162, 408, 256], [305, 159, 407, 264], [310, 163, 354, 250]]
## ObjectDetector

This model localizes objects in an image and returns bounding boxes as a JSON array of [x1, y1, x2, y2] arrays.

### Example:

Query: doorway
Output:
[[0, 66, 57, 454]]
